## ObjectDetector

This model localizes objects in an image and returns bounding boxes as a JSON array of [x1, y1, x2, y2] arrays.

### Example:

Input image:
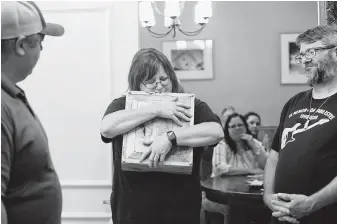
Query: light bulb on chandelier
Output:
[[139, 1, 212, 38]]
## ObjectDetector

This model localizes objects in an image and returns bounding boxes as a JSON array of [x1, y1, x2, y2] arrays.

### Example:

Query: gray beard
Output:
[[307, 68, 330, 87]]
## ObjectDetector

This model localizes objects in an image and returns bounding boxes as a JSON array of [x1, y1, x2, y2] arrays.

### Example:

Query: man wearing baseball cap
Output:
[[2, 2, 64, 224]]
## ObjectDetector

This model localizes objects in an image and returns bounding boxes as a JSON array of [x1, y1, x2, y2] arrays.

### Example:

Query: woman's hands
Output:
[[241, 133, 263, 155], [151, 97, 192, 126], [139, 134, 173, 168], [240, 133, 255, 145]]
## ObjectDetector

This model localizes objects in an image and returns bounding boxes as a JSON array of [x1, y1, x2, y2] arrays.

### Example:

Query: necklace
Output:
[[304, 92, 331, 130]]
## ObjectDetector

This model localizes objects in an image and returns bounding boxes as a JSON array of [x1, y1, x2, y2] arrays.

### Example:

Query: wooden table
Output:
[[201, 175, 270, 224], [201, 175, 264, 206]]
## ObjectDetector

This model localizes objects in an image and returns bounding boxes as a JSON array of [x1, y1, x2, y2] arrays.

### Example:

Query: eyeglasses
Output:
[[142, 76, 171, 89], [229, 123, 244, 129], [295, 45, 336, 64]]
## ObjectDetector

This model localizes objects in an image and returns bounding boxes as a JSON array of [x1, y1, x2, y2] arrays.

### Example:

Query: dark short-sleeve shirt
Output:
[[1, 76, 62, 224], [271, 90, 337, 224], [101, 96, 220, 224]]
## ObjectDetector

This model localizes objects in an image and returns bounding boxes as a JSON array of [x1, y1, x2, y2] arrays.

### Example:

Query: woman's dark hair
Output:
[[224, 113, 252, 154], [244, 111, 261, 123], [127, 48, 184, 93], [244, 111, 261, 139]]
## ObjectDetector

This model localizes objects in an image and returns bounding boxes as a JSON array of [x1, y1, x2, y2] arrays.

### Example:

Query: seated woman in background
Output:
[[244, 111, 271, 151], [212, 112, 268, 177], [244, 111, 261, 139], [202, 113, 269, 223]]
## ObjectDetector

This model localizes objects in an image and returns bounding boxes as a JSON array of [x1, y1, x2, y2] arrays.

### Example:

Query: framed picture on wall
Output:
[[162, 39, 213, 80], [280, 34, 307, 84]]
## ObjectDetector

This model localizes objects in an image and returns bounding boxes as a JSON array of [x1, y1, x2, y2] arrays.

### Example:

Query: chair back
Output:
[[200, 146, 215, 181]]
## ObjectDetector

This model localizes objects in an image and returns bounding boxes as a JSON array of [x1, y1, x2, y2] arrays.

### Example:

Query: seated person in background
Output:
[[244, 111, 272, 152], [202, 113, 269, 223], [220, 106, 236, 128], [244, 111, 261, 139], [212, 113, 268, 176]]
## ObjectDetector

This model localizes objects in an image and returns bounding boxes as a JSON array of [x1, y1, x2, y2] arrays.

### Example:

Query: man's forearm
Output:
[[264, 150, 279, 195], [309, 176, 337, 212], [256, 150, 268, 170]]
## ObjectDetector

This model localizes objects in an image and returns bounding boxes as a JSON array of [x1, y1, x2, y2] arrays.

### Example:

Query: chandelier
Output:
[[139, 1, 212, 38]]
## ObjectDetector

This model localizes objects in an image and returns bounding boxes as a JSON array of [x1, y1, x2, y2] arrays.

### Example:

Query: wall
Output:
[[18, 2, 139, 224], [139, 1, 318, 125]]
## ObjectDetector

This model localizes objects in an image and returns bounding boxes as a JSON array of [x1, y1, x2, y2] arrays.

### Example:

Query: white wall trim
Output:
[[62, 212, 111, 219], [60, 180, 112, 188]]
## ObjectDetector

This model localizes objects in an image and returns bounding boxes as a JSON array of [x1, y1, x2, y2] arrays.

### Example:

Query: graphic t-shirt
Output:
[[272, 90, 337, 224]]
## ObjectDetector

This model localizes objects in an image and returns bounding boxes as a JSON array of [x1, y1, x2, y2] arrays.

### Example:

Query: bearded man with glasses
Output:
[[263, 25, 337, 224]]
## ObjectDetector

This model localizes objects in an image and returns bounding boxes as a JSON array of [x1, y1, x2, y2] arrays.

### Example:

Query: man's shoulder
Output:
[[1, 89, 14, 119], [290, 89, 310, 101], [1, 90, 15, 135], [1, 88, 12, 102], [284, 89, 310, 107]]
